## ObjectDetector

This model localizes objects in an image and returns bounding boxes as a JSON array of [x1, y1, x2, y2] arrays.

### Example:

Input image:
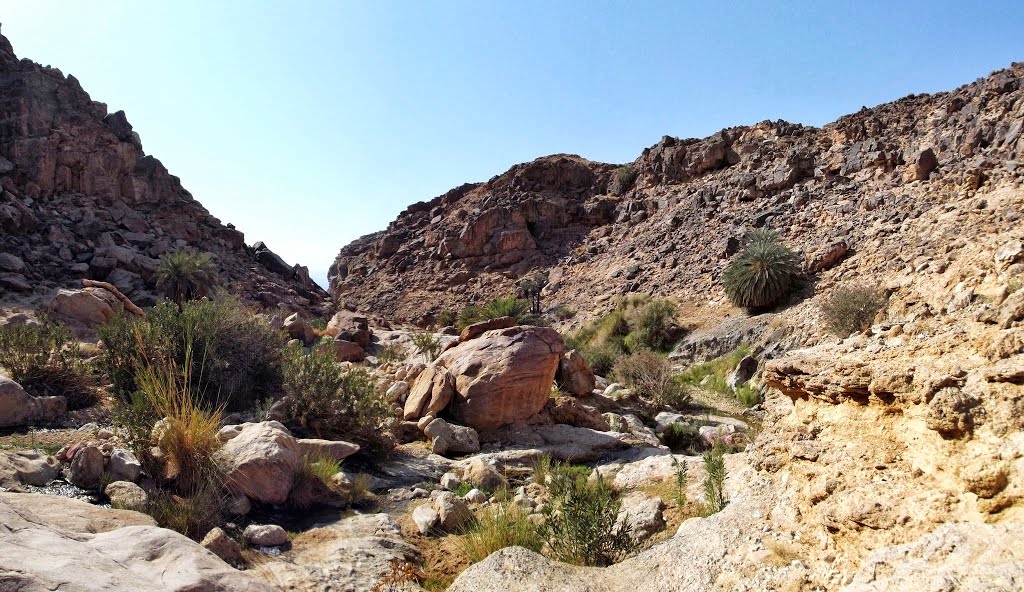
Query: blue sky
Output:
[[4, 1, 1023, 287]]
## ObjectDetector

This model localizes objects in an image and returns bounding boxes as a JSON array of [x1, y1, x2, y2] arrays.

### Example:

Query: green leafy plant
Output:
[[435, 309, 457, 328], [819, 284, 886, 336], [0, 320, 96, 409], [154, 250, 219, 309], [461, 503, 546, 564], [579, 342, 623, 377], [282, 344, 392, 458], [545, 462, 635, 566], [411, 331, 441, 362], [722, 230, 800, 310], [702, 444, 727, 514], [554, 305, 576, 320], [671, 456, 688, 507], [482, 296, 533, 323], [677, 344, 756, 406]]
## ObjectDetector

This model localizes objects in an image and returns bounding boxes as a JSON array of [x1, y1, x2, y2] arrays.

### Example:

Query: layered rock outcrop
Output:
[[0, 26, 328, 313], [330, 63, 1024, 328]]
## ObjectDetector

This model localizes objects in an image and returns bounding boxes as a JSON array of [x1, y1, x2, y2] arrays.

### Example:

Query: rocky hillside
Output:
[[0, 26, 329, 315], [330, 62, 1024, 327]]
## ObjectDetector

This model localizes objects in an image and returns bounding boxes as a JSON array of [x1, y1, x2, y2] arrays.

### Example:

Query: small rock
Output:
[[440, 472, 462, 491], [108, 448, 142, 482], [413, 503, 440, 534], [244, 524, 289, 547], [227, 495, 251, 516], [434, 491, 472, 531], [104, 481, 148, 510], [463, 457, 508, 491], [201, 527, 244, 566], [69, 445, 104, 488], [464, 488, 487, 504]]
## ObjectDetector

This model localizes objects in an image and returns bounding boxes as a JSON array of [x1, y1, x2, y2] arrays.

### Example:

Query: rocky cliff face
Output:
[[330, 62, 1024, 326], [0, 26, 329, 314]]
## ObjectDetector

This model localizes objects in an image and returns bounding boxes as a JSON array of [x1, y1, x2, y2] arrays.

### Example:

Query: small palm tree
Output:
[[155, 251, 219, 309], [722, 230, 800, 310]]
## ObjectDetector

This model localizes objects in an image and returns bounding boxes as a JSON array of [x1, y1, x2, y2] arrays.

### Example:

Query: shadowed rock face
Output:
[[330, 62, 1024, 326], [0, 25, 328, 314]]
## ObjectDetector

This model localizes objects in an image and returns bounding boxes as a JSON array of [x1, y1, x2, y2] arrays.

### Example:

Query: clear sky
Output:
[[3, 1, 1023, 287]]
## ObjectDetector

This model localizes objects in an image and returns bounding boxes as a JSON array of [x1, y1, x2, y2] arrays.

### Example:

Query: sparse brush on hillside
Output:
[[154, 250, 219, 309], [722, 230, 800, 310], [282, 344, 392, 458], [0, 320, 96, 410], [411, 331, 441, 361], [612, 350, 689, 408], [569, 295, 684, 377], [676, 344, 759, 407], [99, 298, 282, 411], [820, 284, 886, 336], [615, 165, 638, 193], [457, 295, 538, 328]]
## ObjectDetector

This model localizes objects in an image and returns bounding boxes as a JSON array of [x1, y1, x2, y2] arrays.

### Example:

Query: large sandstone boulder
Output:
[[424, 326, 565, 431], [325, 309, 371, 348], [0, 449, 60, 490], [215, 421, 302, 505], [0, 375, 66, 427], [47, 287, 121, 337]]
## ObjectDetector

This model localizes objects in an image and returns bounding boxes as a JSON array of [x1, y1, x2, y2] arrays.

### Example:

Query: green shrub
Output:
[[722, 230, 800, 310], [554, 305, 576, 320], [435, 309, 457, 328], [545, 462, 635, 566], [282, 344, 392, 458], [482, 296, 533, 323], [671, 456, 688, 507], [677, 344, 755, 406], [154, 250, 219, 308], [99, 298, 282, 411], [819, 284, 886, 336], [615, 165, 638, 193], [735, 384, 760, 407], [702, 444, 727, 514], [625, 299, 680, 352], [411, 332, 441, 362], [579, 342, 623, 377], [0, 320, 96, 410], [461, 503, 545, 564], [612, 350, 690, 408], [660, 423, 706, 455], [146, 479, 225, 540], [457, 305, 483, 329]]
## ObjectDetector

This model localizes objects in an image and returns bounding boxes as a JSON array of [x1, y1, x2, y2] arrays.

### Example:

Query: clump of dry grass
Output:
[[459, 503, 545, 564]]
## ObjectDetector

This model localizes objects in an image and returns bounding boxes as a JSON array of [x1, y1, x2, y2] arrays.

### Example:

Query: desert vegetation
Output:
[[819, 284, 886, 335], [722, 230, 801, 310], [0, 319, 96, 409]]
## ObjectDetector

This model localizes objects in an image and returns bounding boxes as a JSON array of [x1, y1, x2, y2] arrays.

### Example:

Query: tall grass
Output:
[[460, 504, 546, 564]]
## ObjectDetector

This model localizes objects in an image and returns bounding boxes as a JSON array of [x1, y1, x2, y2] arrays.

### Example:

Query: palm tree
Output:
[[154, 251, 219, 310]]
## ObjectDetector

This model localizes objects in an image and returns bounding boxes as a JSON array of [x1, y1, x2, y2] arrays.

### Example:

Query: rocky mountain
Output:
[[0, 26, 329, 314], [330, 62, 1024, 327]]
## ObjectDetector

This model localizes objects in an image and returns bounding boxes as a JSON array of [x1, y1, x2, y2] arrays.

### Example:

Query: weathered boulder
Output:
[[0, 375, 66, 427], [333, 337, 368, 362], [201, 527, 244, 566], [0, 492, 273, 592], [69, 445, 105, 488], [325, 309, 372, 348], [108, 448, 142, 482], [0, 449, 59, 489], [403, 365, 454, 420], [425, 417, 481, 456], [215, 421, 302, 505], [283, 313, 317, 345], [295, 438, 360, 461], [540, 396, 610, 431], [104, 481, 148, 510], [557, 349, 596, 396], [618, 492, 666, 541], [434, 490, 472, 531], [413, 503, 440, 534], [427, 326, 565, 431], [459, 316, 516, 342], [463, 457, 508, 491], [47, 287, 121, 336]]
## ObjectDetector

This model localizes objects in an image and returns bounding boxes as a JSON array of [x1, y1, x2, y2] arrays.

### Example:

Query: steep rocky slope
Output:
[[0, 26, 329, 314], [330, 62, 1024, 328]]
